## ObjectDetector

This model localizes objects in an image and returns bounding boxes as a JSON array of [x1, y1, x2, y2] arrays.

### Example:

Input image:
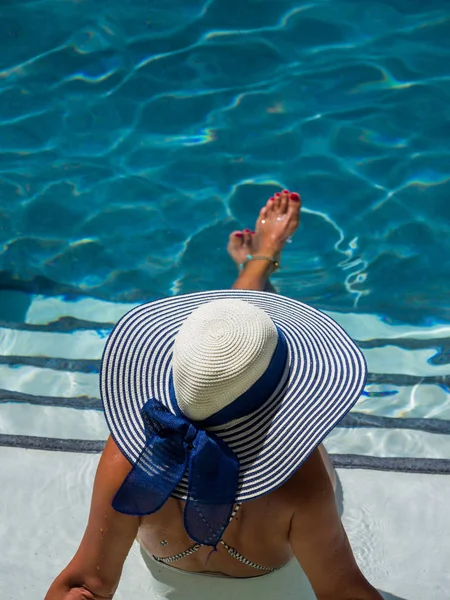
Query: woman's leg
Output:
[[227, 190, 300, 292], [226, 191, 338, 496]]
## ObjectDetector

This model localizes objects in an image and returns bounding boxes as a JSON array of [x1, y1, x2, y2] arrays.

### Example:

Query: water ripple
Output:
[[0, 0, 449, 324]]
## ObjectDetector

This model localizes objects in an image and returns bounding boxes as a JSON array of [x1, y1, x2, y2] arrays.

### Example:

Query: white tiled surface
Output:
[[2, 446, 449, 600]]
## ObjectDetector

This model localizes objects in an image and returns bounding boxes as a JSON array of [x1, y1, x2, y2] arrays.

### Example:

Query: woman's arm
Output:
[[45, 437, 140, 600], [287, 450, 383, 600]]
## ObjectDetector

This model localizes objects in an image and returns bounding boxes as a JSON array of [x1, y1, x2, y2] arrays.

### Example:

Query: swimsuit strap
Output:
[[222, 503, 277, 572], [219, 539, 276, 572], [153, 543, 202, 564], [152, 502, 278, 572], [229, 502, 242, 522]]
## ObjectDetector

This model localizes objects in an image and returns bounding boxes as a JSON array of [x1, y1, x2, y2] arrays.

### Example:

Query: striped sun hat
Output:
[[101, 289, 367, 547]]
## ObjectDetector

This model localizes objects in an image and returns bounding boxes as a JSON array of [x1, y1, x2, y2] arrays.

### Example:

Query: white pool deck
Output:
[[1, 446, 448, 600]]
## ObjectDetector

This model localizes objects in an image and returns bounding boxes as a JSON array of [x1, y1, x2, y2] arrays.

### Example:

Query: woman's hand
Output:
[[46, 585, 110, 600], [45, 580, 99, 599]]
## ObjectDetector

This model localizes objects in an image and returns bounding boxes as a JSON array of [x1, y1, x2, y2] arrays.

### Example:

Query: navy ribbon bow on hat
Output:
[[112, 397, 240, 547]]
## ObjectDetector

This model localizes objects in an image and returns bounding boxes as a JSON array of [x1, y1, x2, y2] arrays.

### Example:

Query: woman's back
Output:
[[137, 446, 336, 578], [137, 486, 294, 578]]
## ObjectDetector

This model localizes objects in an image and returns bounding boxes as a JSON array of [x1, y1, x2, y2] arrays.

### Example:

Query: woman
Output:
[[46, 190, 383, 600]]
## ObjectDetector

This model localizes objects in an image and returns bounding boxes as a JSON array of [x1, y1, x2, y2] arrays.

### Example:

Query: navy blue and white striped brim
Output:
[[100, 289, 367, 502]]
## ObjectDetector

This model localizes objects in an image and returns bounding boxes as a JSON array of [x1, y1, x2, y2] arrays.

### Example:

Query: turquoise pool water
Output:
[[1, 0, 449, 322], [0, 2, 449, 445]]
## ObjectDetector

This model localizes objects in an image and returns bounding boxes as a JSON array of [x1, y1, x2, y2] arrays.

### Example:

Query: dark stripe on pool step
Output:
[[367, 373, 449, 390], [0, 355, 101, 373], [0, 317, 114, 333], [1, 433, 450, 475], [342, 413, 450, 435], [332, 454, 450, 475], [0, 434, 105, 453], [0, 389, 102, 410], [358, 337, 450, 351]]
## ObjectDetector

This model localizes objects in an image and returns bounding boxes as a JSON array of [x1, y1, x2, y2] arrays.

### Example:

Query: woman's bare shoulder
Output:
[[278, 446, 336, 507]]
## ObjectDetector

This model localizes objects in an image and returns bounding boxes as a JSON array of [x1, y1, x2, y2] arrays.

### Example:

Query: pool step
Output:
[[0, 294, 448, 463]]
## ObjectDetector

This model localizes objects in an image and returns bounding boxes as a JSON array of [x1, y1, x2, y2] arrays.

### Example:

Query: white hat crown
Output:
[[172, 299, 279, 421]]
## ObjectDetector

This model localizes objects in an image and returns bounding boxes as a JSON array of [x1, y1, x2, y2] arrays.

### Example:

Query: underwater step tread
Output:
[[1, 388, 450, 434]]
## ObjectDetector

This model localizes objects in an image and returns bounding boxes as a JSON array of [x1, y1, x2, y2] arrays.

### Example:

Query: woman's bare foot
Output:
[[227, 228, 259, 269], [227, 190, 301, 270]]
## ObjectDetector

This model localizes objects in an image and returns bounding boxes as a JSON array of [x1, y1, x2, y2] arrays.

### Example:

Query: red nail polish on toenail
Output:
[[290, 192, 300, 201], [269, 197, 275, 201], [244, 229, 251, 232], [235, 232, 243, 237], [274, 192, 281, 198], [283, 189, 289, 194], [251, 231, 255, 234]]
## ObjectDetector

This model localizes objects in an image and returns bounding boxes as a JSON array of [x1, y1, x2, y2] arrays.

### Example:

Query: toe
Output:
[[288, 192, 302, 213], [287, 192, 302, 235], [259, 205, 269, 220], [262, 197, 270, 213], [228, 230, 244, 247], [272, 192, 282, 210], [256, 206, 268, 231], [242, 229, 252, 247], [260, 206, 268, 219], [279, 190, 290, 214]]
